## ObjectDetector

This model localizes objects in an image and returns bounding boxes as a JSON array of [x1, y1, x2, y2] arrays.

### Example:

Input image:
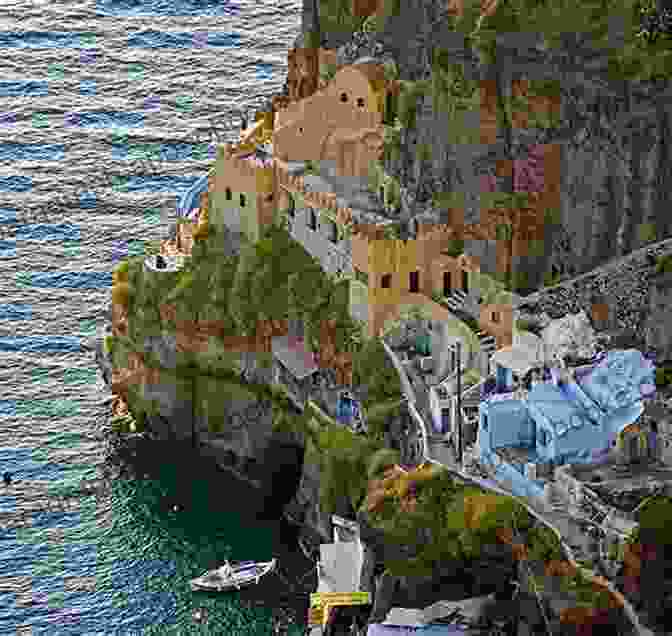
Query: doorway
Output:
[[443, 271, 451, 296], [409, 270, 420, 293], [441, 408, 451, 435]]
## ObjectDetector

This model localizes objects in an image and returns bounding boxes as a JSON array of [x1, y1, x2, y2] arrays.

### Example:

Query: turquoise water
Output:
[[1, 436, 310, 634], [0, 0, 307, 632]]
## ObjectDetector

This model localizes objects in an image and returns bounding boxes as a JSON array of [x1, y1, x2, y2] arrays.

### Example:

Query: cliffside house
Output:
[[476, 349, 657, 499], [202, 58, 556, 378]]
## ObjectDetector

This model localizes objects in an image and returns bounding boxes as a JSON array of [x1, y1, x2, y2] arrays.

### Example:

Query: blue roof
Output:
[[526, 382, 592, 437], [524, 348, 654, 438]]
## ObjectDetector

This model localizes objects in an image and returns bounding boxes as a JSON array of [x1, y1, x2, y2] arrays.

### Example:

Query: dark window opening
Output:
[[384, 91, 396, 124], [381, 273, 392, 289], [225, 187, 232, 200], [340, 92, 348, 103], [462, 270, 469, 293], [492, 311, 500, 323], [409, 270, 420, 293], [482, 414, 488, 431], [240, 193, 246, 207], [299, 127, 304, 133], [266, 193, 273, 202], [443, 271, 451, 296], [379, 186, 385, 202], [357, 97, 365, 107], [309, 208, 317, 230], [330, 221, 338, 243]]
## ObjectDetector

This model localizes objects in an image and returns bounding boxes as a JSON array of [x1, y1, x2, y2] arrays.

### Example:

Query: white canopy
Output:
[[490, 330, 545, 376]]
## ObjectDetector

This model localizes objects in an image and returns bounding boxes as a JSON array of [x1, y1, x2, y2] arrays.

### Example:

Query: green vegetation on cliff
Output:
[[352, 337, 403, 411]]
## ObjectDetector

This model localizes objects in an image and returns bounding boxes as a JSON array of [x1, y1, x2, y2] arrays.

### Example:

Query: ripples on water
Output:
[[0, 0, 307, 633]]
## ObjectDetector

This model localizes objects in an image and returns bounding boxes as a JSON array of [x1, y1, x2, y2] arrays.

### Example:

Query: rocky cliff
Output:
[[295, 0, 672, 293]]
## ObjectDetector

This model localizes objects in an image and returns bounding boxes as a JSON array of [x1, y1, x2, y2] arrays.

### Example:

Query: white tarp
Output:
[[317, 541, 363, 594], [490, 331, 545, 376], [540, 310, 598, 365]]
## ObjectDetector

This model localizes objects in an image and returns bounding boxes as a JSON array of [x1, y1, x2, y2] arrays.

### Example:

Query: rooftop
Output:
[[271, 335, 319, 380]]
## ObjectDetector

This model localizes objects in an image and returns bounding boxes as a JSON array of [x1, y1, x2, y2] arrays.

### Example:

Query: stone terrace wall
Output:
[[515, 237, 672, 340]]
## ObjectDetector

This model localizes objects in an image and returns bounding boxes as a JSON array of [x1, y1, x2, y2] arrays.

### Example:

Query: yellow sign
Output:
[[310, 591, 370, 607]]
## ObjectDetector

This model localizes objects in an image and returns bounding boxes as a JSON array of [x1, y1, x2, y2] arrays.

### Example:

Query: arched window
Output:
[[240, 193, 246, 207], [299, 127, 304, 133], [340, 92, 348, 103], [225, 187, 232, 200], [357, 97, 365, 107]]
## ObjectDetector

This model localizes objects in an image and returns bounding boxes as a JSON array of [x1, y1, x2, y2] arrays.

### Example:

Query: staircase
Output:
[[475, 330, 497, 355], [442, 289, 469, 313]]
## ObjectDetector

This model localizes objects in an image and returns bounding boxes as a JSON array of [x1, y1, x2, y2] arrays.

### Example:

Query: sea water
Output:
[[0, 0, 306, 632]]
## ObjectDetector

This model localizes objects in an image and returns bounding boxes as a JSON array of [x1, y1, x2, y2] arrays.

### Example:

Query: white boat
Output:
[[190, 558, 277, 592]]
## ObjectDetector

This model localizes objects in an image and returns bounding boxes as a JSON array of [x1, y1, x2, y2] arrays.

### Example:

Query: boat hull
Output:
[[190, 559, 277, 592]]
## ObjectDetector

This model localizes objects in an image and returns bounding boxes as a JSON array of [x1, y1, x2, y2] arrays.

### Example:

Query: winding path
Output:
[[381, 338, 653, 636]]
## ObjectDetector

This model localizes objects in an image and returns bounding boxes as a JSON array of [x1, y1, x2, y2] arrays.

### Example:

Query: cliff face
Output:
[[299, 0, 672, 291]]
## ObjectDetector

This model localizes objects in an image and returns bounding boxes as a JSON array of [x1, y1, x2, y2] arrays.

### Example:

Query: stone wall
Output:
[[516, 237, 672, 346], [288, 203, 354, 277], [645, 269, 672, 363]]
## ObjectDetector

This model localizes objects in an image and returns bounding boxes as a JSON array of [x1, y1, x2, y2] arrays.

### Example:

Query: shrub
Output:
[[444, 238, 464, 257], [362, 13, 383, 33], [655, 254, 672, 274], [103, 335, 115, 355], [543, 270, 562, 287], [111, 282, 133, 307], [113, 260, 130, 285], [367, 447, 401, 480], [655, 365, 672, 386], [319, 62, 337, 84]]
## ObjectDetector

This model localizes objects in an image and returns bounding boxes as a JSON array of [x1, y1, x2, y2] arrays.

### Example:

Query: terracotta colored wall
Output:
[[479, 303, 514, 348]]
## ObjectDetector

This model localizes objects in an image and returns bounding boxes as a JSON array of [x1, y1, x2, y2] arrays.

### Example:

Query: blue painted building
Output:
[[477, 349, 656, 496]]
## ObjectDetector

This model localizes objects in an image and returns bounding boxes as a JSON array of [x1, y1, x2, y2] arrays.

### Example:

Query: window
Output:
[[239, 193, 246, 207], [299, 127, 304, 133], [381, 273, 392, 289], [330, 221, 338, 243], [309, 208, 317, 230], [379, 186, 385, 202], [443, 271, 451, 296], [409, 270, 420, 293], [539, 429, 549, 446], [357, 97, 365, 107], [225, 187, 232, 200], [384, 92, 396, 124], [266, 193, 273, 202], [492, 311, 500, 323], [340, 92, 348, 103], [482, 414, 488, 431]]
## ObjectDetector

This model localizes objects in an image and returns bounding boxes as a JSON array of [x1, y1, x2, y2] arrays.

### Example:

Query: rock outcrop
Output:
[[297, 0, 672, 292]]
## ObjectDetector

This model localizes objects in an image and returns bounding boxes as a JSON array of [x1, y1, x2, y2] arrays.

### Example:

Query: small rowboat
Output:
[[190, 558, 277, 592]]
